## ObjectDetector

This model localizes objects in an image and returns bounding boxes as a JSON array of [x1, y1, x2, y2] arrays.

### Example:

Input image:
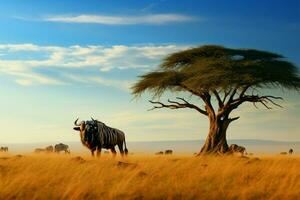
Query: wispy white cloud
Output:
[[0, 43, 190, 88], [90, 76, 133, 92], [64, 73, 133, 92], [13, 73, 64, 86], [42, 14, 195, 25], [0, 44, 40, 51]]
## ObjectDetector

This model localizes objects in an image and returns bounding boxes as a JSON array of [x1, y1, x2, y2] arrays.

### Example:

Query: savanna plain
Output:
[[0, 153, 299, 200]]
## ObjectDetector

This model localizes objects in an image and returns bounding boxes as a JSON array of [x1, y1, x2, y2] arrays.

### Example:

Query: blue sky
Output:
[[0, 0, 299, 143]]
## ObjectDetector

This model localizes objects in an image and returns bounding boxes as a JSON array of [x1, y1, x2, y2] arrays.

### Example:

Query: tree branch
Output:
[[229, 116, 240, 122], [178, 83, 215, 117], [201, 92, 215, 117], [222, 88, 232, 104], [227, 87, 238, 104], [265, 96, 283, 108], [148, 97, 208, 116], [230, 95, 283, 110], [239, 85, 251, 98], [213, 90, 224, 108], [179, 83, 203, 97], [216, 87, 238, 117]]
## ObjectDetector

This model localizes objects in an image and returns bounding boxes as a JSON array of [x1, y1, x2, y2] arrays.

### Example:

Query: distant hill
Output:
[[1, 139, 299, 155]]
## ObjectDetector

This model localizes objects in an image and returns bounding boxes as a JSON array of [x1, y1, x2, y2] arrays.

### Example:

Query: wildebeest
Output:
[[54, 143, 70, 154], [73, 118, 128, 157], [34, 148, 46, 153], [155, 151, 164, 155], [280, 152, 287, 155], [45, 145, 54, 153], [0, 147, 8, 152], [289, 149, 293, 155], [165, 150, 173, 155], [229, 144, 247, 155], [34, 145, 54, 153]]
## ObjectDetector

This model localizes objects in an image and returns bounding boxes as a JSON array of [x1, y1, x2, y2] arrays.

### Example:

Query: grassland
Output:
[[0, 153, 299, 200]]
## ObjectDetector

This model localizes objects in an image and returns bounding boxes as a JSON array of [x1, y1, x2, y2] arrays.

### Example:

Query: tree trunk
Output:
[[198, 117, 231, 155]]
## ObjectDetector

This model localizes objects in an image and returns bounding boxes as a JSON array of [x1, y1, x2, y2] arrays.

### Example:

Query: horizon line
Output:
[[1, 138, 300, 145]]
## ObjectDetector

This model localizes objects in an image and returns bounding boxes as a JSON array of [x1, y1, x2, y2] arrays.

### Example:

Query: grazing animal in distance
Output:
[[229, 144, 246, 155], [34, 146, 54, 153], [155, 151, 164, 155], [45, 145, 54, 153], [34, 148, 46, 153], [0, 147, 8, 152], [165, 150, 173, 155], [73, 118, 128, 157], [289, 149, 293, 155], [54, 143, 70, 154], [280, 152, 287, 155]]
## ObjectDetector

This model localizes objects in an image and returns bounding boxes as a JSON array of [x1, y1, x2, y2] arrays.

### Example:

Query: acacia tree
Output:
[[132, 45, 300, 155]]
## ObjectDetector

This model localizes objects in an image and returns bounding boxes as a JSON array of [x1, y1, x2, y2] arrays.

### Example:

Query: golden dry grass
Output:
[[0, 153, 299, 200]]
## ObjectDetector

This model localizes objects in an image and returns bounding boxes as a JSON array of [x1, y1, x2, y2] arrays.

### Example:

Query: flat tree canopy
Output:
[[132, 45, 300, 154], [133, 45, 299, 97]]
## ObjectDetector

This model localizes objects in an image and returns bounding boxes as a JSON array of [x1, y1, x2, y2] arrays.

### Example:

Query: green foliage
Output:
[[132, 71, 186, 97], [132, 45, 300, 97]]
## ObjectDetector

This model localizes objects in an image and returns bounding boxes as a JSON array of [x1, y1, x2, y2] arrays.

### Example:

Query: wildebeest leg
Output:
[[91, 150, 95, 157], [118, 142, 124, 157], [96, 147, 101, 158], [111, 147, 117, 158]]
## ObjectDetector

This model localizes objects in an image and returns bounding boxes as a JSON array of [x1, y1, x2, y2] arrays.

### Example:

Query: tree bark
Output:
[[198, 116, 231, 155]]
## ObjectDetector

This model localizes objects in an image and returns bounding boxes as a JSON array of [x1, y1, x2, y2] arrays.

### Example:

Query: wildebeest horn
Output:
[[74, 118, 82, 126], [91, 117, 95, 121]]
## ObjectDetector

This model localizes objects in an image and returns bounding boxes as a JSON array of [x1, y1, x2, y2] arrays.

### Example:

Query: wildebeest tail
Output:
[[124, 138, 128, 155]]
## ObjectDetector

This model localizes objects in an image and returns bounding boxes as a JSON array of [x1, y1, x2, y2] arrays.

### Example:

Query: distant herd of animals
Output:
[[155, 150, 173, 155], [0, 144, 296, 156], [0, 147, 8, 152], [34, 143, 70, 154], [0, 118, 297, 157], [280, 149, 294, 155]]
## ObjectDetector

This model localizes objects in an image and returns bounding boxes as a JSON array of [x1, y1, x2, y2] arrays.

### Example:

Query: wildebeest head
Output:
[[73, 118, 98, 148]]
